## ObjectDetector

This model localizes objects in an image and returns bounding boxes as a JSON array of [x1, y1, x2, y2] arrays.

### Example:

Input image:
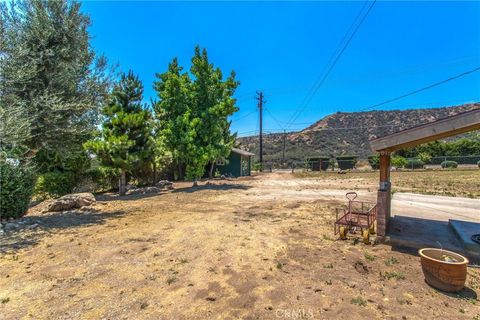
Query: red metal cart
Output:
[[334, 192, 377, 244]]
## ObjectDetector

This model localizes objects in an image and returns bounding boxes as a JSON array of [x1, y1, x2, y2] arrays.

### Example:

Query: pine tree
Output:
[[85, 71, 154, 195], [0, 0, 112, 165]]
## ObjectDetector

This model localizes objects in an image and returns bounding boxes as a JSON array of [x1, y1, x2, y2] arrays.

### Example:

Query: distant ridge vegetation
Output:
[[237, 103, 480, 162]]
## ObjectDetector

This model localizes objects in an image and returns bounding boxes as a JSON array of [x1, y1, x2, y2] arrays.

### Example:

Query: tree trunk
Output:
[[153, 161, 157, 185], [178, 162, 184, 181], [119, 170, 126, 196], [209, 162, 215, 179]]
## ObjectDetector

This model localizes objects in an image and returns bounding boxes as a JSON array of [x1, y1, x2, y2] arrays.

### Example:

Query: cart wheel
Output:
[[362, 229, 370, 244], [339, 226, 348, 240], [369, 223, 376, 235]]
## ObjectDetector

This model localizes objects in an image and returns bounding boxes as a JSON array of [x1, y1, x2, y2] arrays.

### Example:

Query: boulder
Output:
[[126, 186, 161, 195], [46, 193, 96, 212], [156, 180, 174, 189]]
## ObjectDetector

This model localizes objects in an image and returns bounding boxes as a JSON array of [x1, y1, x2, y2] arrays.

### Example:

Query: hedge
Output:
[[391, 156, 408, 168], [430, 156, 480, 165], [405, 159, 424, 169], [34, 170, 76, 200], [0, 162, 36, 219], [336, 156, 358, 170], [441, 161, 458, 169]]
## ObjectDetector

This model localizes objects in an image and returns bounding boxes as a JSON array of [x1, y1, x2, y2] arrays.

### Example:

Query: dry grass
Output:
[[294, 169, 480, 198]]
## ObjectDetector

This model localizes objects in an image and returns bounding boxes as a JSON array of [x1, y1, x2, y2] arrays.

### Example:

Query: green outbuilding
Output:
[[212, 148, 255, 177]]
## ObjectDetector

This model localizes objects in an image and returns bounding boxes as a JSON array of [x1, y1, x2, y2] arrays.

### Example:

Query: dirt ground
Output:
[[1, 171, 479, 320]]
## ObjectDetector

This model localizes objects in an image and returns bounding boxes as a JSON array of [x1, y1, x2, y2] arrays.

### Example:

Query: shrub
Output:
[[391, 156, 408, 168], [34, 170, 76, 199], [0, 162, 36, 219], [405, 159, 424, 169], [418, 152, 432, 164], [336, 156, 358, 170], [367, 154, 380, 170], [253, 162, 262, 171], [85, 166, 119, 192], [441, 160, 458, 169]]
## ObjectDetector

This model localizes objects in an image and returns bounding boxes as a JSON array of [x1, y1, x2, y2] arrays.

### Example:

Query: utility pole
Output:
[[256, 91, 264, 172], [282, 129, 286, 163]]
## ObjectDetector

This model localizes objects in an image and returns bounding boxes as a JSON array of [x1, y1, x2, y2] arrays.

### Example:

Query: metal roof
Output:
[[231, 147, 255, 156]]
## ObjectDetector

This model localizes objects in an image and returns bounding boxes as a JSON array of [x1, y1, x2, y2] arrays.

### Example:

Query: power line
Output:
[[362, 66, 480, 111], [288, 0, 369, 123], [285, 0, 376, 129], [230, 110, 257, 123], [265, 108, 285, 130]]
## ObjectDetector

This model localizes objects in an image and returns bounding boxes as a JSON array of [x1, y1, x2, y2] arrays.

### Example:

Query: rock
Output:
[[126, 186, 161, 196], [4, 222, 19, 231], [47, 193, 96, 212], [156, 180, 173, 189], [26, 223, 39, 229], [78, 205, 98, 213]]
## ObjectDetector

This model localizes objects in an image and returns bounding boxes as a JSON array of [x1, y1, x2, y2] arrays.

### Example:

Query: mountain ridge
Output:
[[236, 103, 480, 162]]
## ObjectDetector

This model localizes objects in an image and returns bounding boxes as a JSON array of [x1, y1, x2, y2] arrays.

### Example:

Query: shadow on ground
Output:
[[1, 210, 125, 253], [172, 183, 251, 194], [96, 191, 170, 202]]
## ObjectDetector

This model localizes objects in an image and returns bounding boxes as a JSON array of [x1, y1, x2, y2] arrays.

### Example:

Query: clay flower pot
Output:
[[419, 248, 469, 292]]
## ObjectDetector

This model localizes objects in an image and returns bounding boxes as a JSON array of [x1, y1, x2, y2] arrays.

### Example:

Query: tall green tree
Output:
[[85, 71, 154, 195], [153, 47, 239, 182], [0, 0, 111, 166], [188, 46, 239, 180], [153, 58, 192, 180]]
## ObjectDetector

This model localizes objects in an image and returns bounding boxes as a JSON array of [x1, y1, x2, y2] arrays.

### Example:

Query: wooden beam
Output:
[[379, 152, 390, 187], [370, 108, 480, 152]]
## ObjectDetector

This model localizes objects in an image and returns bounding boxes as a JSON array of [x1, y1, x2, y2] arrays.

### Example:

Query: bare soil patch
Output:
[[1, 172, 479, 319]]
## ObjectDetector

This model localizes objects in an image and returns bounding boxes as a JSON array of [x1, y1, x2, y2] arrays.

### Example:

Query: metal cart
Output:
[[334, 192, 377, 244]]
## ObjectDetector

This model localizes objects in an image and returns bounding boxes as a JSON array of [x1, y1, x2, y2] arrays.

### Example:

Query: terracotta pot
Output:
[[419, 248, 469, 292]]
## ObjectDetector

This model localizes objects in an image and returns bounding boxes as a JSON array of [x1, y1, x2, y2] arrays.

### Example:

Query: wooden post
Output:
[[377, 151, 391, 237]]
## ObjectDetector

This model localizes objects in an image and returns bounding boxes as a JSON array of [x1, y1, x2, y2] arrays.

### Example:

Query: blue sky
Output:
[[81, 1, 480, 135]]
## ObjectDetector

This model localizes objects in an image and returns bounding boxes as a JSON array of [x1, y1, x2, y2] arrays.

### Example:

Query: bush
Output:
[[85, 166, 119, 192], [34, 170, 76, 199], [0, 162, 36, 219], [253, 162, 262, 171], [441, 160, 458, 169], [418, 152, 432, 164], [391, 156, 408, 168], [336, 156, 358, 170], [367, 154, 380, 170], [405, 159, 424, 169]]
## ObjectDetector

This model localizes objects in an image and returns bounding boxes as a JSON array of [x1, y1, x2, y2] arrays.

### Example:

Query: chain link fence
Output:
[[258, 155, 480, 173]]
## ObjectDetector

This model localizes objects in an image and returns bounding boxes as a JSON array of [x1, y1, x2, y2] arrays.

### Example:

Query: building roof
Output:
[[231, 147, 255, 156], [370, 108, 480, 152]]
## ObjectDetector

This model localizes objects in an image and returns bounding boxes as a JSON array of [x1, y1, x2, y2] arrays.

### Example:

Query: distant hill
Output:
[[236, 103, 480, 162]]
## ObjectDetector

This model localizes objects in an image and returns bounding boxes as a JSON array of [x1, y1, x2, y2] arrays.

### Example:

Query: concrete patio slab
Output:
[[449, 219, 480, 256], [387, 193, 480, 262]]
